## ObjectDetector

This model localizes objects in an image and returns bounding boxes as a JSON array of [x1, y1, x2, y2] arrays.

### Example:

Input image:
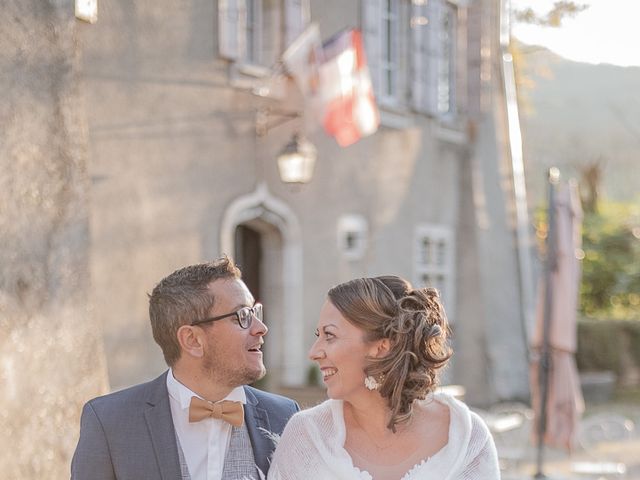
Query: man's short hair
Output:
[[148, 256, 241, 366]]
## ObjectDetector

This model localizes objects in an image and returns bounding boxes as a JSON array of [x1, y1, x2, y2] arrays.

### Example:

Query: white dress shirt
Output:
[[167, 369, 247, 480]]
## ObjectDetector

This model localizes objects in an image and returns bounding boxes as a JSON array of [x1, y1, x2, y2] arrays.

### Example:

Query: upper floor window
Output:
[[381, 1, 400, 99], [363, 0, 458, 119], [437, 1, 456, 115], [244, 0, 283, 67], [411, 0, 458, 118], [219, 0, 308, 74], [362, 0, 409, 107]]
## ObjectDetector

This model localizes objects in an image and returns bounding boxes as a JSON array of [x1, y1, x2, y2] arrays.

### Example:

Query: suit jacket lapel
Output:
[[144, 371, 182, 480], [243, 387, 273, 476]]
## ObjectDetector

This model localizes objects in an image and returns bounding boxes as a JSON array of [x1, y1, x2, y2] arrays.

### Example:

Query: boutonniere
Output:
[[243, 427, 281, 480], [258, 426, 281, 447]]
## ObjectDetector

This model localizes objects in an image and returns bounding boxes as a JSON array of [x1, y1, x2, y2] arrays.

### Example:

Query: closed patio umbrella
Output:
[[531, 171, 585, 476]]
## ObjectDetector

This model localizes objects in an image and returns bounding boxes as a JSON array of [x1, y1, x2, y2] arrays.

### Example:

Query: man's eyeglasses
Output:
[[191, 303, 263, 329]]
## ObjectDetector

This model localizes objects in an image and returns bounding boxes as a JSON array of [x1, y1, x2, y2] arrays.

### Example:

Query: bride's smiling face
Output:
[[308, 300, 381, 401]]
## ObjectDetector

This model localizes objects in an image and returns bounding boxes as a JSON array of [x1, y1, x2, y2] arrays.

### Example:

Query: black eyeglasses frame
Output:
[[190, 303, 263, 329]]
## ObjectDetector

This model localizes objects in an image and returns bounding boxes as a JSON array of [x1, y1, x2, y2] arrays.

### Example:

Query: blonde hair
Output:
[[327, 275, 452, 431]]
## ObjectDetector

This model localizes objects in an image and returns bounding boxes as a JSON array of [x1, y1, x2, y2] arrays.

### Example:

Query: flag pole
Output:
[[534, 167, 560, 479]]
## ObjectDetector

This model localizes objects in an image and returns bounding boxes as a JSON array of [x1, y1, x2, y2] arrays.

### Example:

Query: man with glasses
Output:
[[72, 256, 299, 479]]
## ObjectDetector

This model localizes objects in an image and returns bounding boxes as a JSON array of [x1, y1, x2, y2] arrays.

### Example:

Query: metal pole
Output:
[[534, 167, 560, 479]]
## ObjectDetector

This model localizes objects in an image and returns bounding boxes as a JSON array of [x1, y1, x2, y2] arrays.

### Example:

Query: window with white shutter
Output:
[[437, 1, 457, 115], [284, 0, 309, 47], [381, 1, 400, 100], [410, 1, 434, 113], [414, 224, 455, 322], [219, 0, 246, 61], [411, 0, 458, 118], [362, 0, 383, 96], [219, 0, 309, 77], [362, 0, 409, 108]]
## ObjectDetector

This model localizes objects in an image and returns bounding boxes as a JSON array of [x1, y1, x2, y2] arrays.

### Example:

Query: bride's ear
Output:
[[371, 338, 390, 358]]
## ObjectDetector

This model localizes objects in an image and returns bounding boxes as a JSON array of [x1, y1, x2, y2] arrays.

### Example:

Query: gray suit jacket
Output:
[[71, 371, 299, 479]]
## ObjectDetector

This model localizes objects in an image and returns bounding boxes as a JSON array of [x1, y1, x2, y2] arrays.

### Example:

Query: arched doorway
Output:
[[220, 184, 305, 388], [234, 224, 263, 302], [233, 220, 283, 390]]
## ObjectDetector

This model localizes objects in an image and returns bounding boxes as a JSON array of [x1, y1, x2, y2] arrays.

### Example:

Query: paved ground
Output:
[[499, 401, 640, 480]]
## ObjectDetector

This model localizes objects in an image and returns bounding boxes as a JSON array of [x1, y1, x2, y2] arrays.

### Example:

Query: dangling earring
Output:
[[364, 375, 382, 391]]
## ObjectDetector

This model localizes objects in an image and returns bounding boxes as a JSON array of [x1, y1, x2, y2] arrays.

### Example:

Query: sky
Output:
[[510, 0, 640, 67]]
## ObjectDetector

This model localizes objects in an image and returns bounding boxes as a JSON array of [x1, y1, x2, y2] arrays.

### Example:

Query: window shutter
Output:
[[219, 0, 246, 60], [446, 4, 458, 116], [284, 0, 310, 48], [411, 0, 438, 114], [386, 2, 401, 101], [362, 0, 382, 97], [410, 1, 427, 111], [396, 1, 409, 104], [426, 0, 441, 115]]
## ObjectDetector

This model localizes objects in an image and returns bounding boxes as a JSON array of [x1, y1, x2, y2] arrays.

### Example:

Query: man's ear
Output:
[[370, 338, 391, 358], [176, 325, 205, 359]]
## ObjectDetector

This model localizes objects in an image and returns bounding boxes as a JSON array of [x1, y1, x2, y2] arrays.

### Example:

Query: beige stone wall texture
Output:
[[0, 1, 108, 478]]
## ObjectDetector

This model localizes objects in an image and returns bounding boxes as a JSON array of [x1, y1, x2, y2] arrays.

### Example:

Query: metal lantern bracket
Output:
[[255, 107, 301, 137], [254, 107, 317, 185]]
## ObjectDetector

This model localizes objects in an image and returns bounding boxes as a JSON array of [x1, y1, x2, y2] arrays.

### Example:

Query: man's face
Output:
[[199, 278, 267, 388]]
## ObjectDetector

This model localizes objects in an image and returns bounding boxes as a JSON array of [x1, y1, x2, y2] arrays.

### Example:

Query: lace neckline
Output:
[[352, 444, 451, 480]]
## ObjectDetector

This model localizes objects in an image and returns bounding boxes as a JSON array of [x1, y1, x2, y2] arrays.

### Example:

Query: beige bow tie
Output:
[[188, 397, 244, 427]]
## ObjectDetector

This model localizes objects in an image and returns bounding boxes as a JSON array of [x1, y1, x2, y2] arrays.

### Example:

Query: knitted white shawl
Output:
[[267, 393, 500, 480]]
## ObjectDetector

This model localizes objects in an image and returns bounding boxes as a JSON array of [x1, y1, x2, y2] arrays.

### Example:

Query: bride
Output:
[[268, 276, 499, 480]]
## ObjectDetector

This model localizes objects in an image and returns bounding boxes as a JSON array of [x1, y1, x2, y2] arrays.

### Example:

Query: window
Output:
[[219, 0, 308, 75], [362, 0, 409, 107], [337, 215, 368, 261], [245, 0, 261, 65], [381, 1, 400, 99], [363, 0, 457, 119], [437, 1, 456, 115], [243, 0, 283, 67], [414, 225, 455, 320], [410, 0, 458, 118]]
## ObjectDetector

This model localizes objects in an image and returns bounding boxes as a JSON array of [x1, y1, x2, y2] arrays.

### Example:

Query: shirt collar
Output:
[[167, 368, 247, 410]]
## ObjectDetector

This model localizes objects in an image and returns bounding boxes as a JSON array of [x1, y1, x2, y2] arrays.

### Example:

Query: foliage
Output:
[[613, 386, 640, 404], [513, 1, 588, 27], [576, 319, 622, 374], [577, 319, 640, 383], [535, 199, 640, 320], [580, 201, 640, 319]]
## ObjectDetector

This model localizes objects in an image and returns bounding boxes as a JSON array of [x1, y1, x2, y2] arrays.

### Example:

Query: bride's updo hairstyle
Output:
[[327, 275, 452, 431]]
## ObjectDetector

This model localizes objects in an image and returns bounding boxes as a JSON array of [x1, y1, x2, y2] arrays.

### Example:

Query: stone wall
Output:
[[0, 1, 108, 477]]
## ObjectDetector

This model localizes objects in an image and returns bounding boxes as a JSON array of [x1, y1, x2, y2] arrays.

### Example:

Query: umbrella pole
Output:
[[534, 168, 560, 479]]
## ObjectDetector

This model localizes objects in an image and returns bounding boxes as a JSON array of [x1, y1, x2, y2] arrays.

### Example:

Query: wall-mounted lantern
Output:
[[256, 108, 317, 185], [276, 133, 317, 184]]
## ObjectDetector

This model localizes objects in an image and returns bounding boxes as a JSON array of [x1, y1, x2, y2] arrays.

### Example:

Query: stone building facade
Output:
[[77, 0, 532, 404], [2, 1, 535, 474]]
